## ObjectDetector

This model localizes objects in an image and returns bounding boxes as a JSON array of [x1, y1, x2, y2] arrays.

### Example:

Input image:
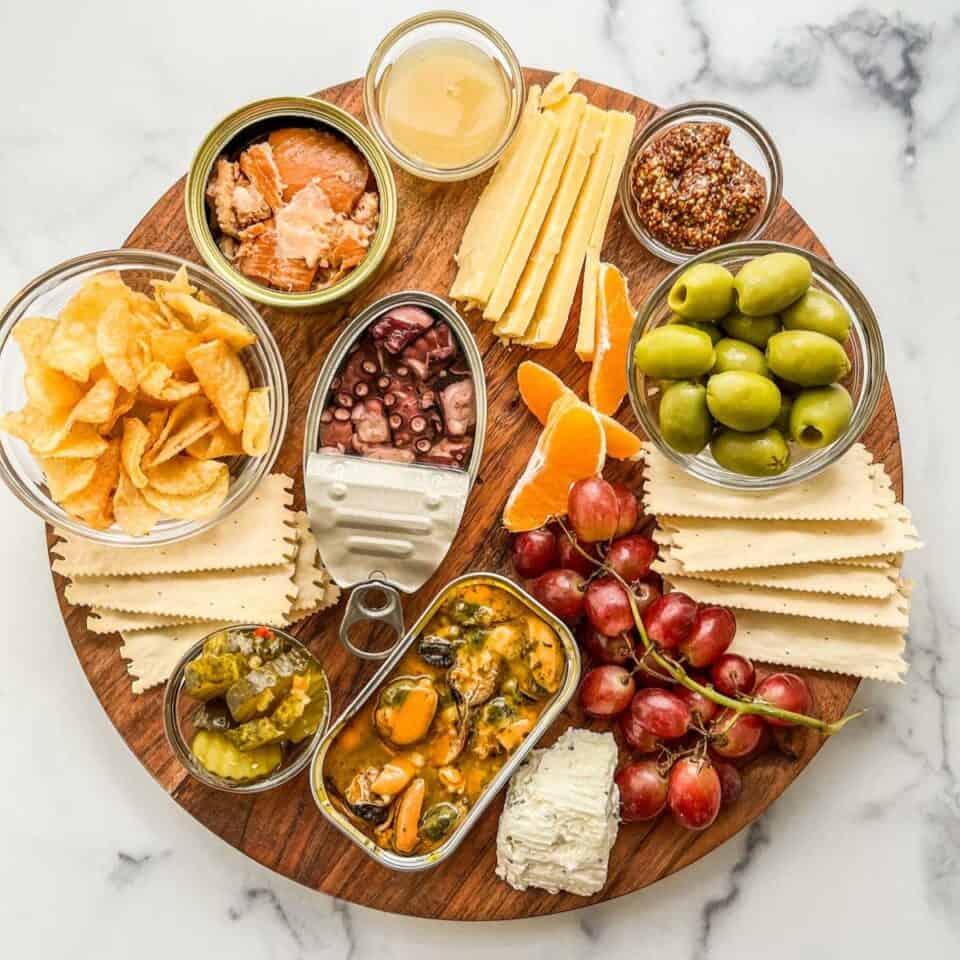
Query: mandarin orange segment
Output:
[[588, 263, 635, 416], [503, 398, 606, 532], [517, 360, 643, 460]]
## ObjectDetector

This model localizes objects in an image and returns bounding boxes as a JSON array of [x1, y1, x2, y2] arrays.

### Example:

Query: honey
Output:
[[377, 37, 512, 170]]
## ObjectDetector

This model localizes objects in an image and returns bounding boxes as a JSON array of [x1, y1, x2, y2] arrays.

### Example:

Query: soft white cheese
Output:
[[496, 728, 619, 896]]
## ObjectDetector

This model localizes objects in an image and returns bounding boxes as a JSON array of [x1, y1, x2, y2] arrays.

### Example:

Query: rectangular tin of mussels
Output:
[[309, 572, 581, 872]]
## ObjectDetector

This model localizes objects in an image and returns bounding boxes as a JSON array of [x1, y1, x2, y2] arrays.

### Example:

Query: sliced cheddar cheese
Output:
[[575, 110, 636, 361], [498, 105, 607, 341], [541, 71, 578, 107], [484, 92, 586, 325], [450, 87, 558, 310]]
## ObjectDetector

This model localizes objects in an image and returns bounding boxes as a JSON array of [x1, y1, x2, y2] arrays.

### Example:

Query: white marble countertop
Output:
[[1, 1, 957, 956]]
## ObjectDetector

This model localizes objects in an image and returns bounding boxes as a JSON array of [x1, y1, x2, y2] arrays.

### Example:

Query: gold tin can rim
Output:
[[184, 96, 398, 311]]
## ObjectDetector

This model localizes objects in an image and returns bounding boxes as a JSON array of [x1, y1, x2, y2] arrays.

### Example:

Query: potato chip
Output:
[[113, 468, 162, 536], [98, 388, 136, 437], [13, 316, 56, 364], [96, 299, 150, 391], [61, 438, 120, 522], [138, 361, 201, 404], [141, 466, 229, 520], [186, 339, 249, 434], [69, 376, 119, 426], [146, 455, 227, 496], [197, 312, 258, 350], [43, 272, 127, 381], [40, 457, 98, 501], [45, 423, 110, 459], [186, 424, 244, 459], [121, 417, 152, 488], [149, 328, 200, 376], [146, 409, 169, 443], [1, 406, 70, 453], [150, 265, 195, 299], [145, 396, 219, 467], [242, 387, 271, 456], [24, 365, 85, 413]]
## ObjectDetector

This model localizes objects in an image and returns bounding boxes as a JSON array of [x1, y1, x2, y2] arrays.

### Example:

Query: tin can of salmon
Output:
[[184, 96, 397, 310]]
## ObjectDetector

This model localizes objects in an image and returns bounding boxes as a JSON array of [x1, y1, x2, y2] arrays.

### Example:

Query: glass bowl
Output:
[[627, 241, 885, 490], [163, 624, 331, 795], [619, 102, 783, 264], [0, 249, 288, 545], [185, 97, 397, 311], [363, 10, 524, 182]]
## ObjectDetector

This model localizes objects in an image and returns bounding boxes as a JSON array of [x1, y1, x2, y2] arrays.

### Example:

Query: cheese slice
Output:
[[520, 112, 619, 349], [541, 70, 578, 107], [576, 110, 636, 360], [497, 106, 607, 340], [450, 87, 558, 310], [483, 93, 586, 325]]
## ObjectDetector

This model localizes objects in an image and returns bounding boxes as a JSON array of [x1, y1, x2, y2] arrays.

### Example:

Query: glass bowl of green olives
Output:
[[163, 624, 331, 795], [627, 241, 885, 489]]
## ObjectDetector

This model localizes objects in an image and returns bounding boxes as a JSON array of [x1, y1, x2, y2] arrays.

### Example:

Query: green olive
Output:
[[667, 314, 723, 344], [780, 289, 851, 343], [766, 330, 851, 386], [789, 384, 853, 448], [658, 381, 713, 454], [733, 252, 812, 316], [773, 393, 794, 435], [712, 338, 770, 377], [720, 310, 781, 348], [706, 371, 782, 432], [668, 263, 736, 321], [711, 428, 791, 477], [633, 325, 716, 380]]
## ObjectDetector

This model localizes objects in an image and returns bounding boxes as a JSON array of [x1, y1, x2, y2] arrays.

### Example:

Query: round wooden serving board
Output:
[[50, 71, 902, 920]]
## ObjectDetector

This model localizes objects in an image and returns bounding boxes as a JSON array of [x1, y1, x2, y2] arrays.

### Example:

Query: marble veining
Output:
[[0, 1, 957, 957]]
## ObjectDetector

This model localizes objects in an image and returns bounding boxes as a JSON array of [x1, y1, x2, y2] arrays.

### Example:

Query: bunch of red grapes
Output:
[[511, 475, 815, 833]]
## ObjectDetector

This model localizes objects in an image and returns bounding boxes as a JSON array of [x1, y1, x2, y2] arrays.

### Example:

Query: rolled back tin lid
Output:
[[303, 291, 486, 594]]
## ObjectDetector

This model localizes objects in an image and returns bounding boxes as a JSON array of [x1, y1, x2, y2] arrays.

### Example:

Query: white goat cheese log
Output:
[[496, 728, 619, 896]]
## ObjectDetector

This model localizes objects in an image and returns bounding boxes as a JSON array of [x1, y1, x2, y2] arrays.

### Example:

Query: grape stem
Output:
[[554, 517, 862, 737]]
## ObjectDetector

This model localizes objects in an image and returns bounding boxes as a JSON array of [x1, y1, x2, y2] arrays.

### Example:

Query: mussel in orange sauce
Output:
[[323, 582, 566, 855]]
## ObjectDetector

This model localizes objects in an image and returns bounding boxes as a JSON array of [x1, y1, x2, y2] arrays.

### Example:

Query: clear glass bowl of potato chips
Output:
[[0, 250, 288, 545]]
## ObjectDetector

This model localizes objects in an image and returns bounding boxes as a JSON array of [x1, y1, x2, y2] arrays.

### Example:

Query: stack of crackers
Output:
[[641, 444, 921, 682], [51, 474, 339, 693]]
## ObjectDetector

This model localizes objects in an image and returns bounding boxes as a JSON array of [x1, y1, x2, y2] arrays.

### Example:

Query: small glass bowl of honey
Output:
[[364, 11, 525, 182]]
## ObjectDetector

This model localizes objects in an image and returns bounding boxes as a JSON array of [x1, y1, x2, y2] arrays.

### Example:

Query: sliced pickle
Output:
[[225, 690, 310, 751], [190, 730, 282, 782], [183, 652, 246, 701], [192, 699, 233, 733], [226, 649, 310, 722]]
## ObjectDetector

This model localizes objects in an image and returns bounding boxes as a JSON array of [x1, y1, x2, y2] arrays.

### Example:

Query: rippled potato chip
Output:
[[0, 267, 270, 535]]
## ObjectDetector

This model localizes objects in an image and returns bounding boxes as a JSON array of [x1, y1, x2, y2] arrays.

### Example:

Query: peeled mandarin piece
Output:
[[503, 399, 606, 532], [516, 361, 642, 459], [588, 263, 635, 416]]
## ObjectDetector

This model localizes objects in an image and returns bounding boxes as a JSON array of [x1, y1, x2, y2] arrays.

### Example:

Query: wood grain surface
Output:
[[49, 70, 902, 920]]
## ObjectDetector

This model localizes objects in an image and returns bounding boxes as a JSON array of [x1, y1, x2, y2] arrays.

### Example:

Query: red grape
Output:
[[610, 482, 640, 537], [642, 592, 698, 650], [679, 606, 737, 668], [710, 654, 755, 697], [631, 688, 690, 740], [633, 652, 674, 688], [714, 760, 742, 806], [754, 673, 813, 727], [530, 569, 586, 622], [676, 687, 719, 726], [710, 710, 765, 758], [556, 534, 598, 577], [668, 758, 721, 830], [633, 580, 662, 617], [619, 709, 660, 753], [606, 535, 658, 582], [568, 476, 619, 543], [578, 622, 633, 666], [580, 665, 635, 717], [584, 576, 634, 635], [616, 761, 669, 821], [511, 528, 558, 578]]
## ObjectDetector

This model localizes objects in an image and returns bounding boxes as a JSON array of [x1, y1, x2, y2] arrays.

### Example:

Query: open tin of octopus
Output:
[[309, 572, 580, 871], [303, 290, 486, 660]]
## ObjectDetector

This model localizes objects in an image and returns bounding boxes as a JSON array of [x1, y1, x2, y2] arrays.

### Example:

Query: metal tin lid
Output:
[[303, 291, 486, 594]]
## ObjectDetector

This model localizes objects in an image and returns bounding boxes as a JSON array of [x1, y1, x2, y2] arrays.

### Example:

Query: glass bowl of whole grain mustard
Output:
[[363, 11, 525, 182], [619, 102, 783, 264]]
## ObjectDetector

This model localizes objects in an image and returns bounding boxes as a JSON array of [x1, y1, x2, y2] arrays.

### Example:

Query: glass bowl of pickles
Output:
[[163, 624, 330, 794]]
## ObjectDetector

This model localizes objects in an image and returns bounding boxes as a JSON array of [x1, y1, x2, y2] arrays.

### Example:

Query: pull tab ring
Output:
[[339, 579, 405, 661]]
